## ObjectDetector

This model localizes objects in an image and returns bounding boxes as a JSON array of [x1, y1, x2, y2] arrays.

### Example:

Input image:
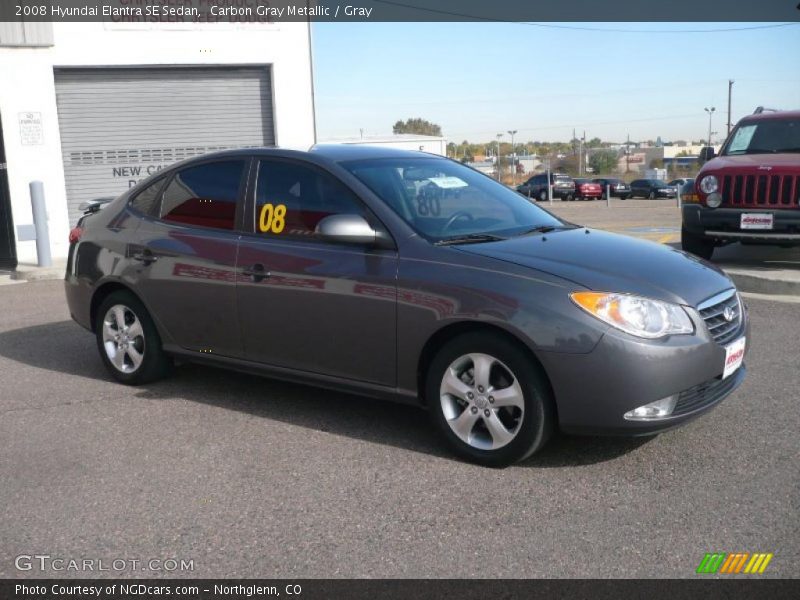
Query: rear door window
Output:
[[160, 160, 246, 231]]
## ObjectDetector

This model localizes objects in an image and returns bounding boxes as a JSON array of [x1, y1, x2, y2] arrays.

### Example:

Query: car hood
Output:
[[704, 153, 800, 172], [455, 228, 733, 307]]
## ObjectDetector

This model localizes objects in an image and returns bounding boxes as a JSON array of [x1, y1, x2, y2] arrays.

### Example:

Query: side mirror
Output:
[[699, 146, 716, 162], [316, 214, 389, 247]]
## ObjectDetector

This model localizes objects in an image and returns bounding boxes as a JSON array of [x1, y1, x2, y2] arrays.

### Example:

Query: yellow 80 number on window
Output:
[[258, 203, 286, 234]]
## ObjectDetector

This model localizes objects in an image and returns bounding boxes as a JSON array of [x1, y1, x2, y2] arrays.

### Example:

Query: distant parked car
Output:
[[517, 172, 575, 201], [630, 179, 677, 199], [572, 178, 602, 200], [668, 178, 694, 189], [592, 178, 630, 200]]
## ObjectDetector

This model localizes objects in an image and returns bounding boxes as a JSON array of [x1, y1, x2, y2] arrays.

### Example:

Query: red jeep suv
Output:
[[681, 107, 800, 260]]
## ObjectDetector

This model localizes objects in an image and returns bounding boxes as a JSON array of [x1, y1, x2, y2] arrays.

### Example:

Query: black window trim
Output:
[[127, 173, 169, 219], [241, 155, 395, 249]]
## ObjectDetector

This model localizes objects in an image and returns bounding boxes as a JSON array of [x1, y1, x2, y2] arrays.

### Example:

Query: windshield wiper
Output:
[[517, 224, 574, 236], [434, 233, 506, 246]]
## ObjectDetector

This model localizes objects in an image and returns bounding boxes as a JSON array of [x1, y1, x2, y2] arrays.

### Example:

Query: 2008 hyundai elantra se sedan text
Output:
[[65, 146, 749, 467]]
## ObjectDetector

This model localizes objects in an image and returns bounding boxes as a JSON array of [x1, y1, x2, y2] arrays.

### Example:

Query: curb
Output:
[[11, 265, 66, 282], [722, 268, 800, 297]]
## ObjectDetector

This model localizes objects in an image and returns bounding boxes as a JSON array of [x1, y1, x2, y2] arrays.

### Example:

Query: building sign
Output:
[[111, 164, 167, 188], [18, 112, 44, 145]]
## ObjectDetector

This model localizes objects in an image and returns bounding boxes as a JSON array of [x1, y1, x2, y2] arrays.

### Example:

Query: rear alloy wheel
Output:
[[681, 227, 715, 260], [648, 190, 656, 199], [427, 332, 554, 467], [538, 189, 548, 202], [96, 291, 172, 384]]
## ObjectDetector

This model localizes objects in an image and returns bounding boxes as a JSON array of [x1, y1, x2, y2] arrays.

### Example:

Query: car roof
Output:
[[151, 145, 446, 172], [309, 144, 442, 161], [739, 109, 800, 123]]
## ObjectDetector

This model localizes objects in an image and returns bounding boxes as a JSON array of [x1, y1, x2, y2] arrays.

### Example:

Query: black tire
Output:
[[681, 227, 715, 260], [426, 332, 555, 467], [538, 189, 548, 202], [95, 290, 173, 385], [648, 190, 656, 199], [564, 193, 574, 202], [619, 194, 629, 200]]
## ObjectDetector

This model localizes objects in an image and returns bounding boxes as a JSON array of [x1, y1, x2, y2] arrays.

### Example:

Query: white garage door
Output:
[[54, 67, 275, 224]]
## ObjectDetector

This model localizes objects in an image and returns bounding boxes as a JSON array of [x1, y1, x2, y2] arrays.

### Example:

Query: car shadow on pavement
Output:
[[0, 321, 651, 468]]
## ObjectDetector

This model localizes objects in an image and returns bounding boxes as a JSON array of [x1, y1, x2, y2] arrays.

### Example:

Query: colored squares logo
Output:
[[697, 552, 774, 574]]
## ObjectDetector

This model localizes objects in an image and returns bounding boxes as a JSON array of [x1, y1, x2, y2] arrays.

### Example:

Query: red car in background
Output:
[[573, 178, 602, 200]]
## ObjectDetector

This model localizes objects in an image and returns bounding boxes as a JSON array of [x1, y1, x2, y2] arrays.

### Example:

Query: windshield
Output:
[[723, 118, 800, 155], [342, 157, 567, 242]]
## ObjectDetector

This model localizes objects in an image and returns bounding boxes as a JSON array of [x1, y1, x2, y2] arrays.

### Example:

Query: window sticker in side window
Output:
[[258, 203, 287, 234]]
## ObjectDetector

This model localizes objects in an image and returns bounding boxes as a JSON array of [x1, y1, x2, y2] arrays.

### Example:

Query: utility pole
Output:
[[626, 133, 630, 173], [581, 130, 586, 175], [507, 129, 517, 185], [727, 80, 734, 136], [705, 107, 716, 149], [496, 133, 503, 181]]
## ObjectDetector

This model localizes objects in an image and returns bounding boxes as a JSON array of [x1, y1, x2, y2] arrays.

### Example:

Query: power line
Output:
[[370, 1, 800, 33], [452, 112, 704, 139]]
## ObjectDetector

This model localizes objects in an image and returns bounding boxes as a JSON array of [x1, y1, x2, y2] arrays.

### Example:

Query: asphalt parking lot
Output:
[[1, 280, 798, 578]]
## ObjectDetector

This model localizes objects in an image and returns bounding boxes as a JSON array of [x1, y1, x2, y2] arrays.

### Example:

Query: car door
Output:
[[235, 158, 398, 385], [630, 180, 643, 197], [131, 158, 249, 357]]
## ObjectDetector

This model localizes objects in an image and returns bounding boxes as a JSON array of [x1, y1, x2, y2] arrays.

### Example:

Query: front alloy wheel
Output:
[[440, 353, 524, 451], [427, 332, 554, 467]]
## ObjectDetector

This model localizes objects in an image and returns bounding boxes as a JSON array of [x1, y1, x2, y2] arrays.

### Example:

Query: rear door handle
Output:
[[132, 250, 158, 265], [242, 263, 270, 282]]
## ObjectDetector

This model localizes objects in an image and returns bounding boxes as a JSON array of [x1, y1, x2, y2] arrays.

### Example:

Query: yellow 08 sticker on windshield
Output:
[[258, 203, 286, 234]]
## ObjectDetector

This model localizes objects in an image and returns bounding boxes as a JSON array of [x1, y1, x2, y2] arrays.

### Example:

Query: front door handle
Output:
[[132, 250, 158, 265], [242, 263, 270, 283]]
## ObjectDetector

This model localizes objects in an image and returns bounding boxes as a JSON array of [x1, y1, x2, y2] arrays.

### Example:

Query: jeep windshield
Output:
[[723, 118, 800, 155], [342, 157, 569, 243]]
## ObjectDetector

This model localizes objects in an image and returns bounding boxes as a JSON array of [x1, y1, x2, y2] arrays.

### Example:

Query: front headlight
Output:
[[571, 292, 694, 339], [699, 175, 718, 194]]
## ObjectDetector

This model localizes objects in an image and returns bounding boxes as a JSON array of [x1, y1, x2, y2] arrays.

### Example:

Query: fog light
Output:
[[623, 395, 678, 421], [706, 192, 722, 208]]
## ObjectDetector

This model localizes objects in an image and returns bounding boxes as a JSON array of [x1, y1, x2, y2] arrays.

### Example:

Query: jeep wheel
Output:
[[681, 228, 715, 260]]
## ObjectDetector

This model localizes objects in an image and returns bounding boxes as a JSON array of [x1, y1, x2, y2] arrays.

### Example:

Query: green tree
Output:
[[392, 118, 442, 136], [588, 150, 619, 175], [587, 137, 603, 148]]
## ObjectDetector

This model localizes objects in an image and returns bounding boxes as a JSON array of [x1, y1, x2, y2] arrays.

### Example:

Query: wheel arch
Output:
[[416, 321, 557, 419], [90, 281, 147, 333]]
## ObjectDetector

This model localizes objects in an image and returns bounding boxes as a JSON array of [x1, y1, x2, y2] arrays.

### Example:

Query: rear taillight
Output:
[[68, 227, 83, 244]]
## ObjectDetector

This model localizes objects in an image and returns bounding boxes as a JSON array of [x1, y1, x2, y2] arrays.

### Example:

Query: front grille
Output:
[[721, 173, 799, 207], [673, 368, 744, 417], [697, 289, 742, 346]]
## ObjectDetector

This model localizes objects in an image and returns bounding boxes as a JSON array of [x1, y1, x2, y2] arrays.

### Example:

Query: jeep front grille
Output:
[[697, 289, 743, 346], [721, 174, 799, 207]]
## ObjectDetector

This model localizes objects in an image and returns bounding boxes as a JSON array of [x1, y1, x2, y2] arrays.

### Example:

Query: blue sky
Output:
[[311, 22, 800, 145]]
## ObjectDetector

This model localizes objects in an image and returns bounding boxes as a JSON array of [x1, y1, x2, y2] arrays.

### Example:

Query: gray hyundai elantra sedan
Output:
[[65, 146, 748, 467]]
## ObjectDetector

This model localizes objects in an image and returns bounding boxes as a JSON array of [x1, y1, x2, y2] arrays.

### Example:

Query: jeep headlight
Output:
[[571, 292, 694, 339], [699, 175, 719, 194]]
